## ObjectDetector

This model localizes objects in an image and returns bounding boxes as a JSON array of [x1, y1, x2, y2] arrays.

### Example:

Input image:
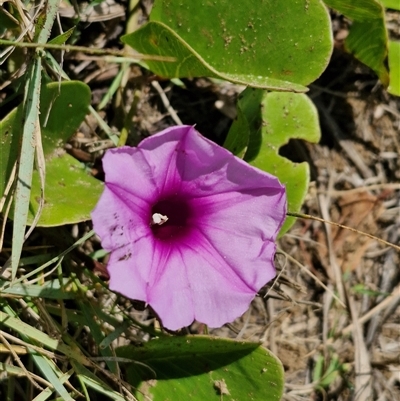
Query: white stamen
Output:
[[151, 213, 169, 226]]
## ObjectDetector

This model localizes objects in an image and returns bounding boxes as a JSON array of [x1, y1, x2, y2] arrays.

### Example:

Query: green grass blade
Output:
[[71, 361, 130, 401], [2, 230, 94, 291], [44, 51, 119, 145], [36, 0, 60, 45], [33, 373, 70, 401], [0, 279, 76, 299], [0, 311, 90, 366], [10, 56, 42, 280], [31, 354, 74, 401], [98, 66, 125, 110], [47, 27, 75, 45], [79, 303, 118, 373], [99, 321, 131, 350]]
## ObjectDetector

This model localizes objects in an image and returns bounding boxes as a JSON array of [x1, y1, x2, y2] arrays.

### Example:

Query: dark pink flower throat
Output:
[[151, 196, 192, 241]]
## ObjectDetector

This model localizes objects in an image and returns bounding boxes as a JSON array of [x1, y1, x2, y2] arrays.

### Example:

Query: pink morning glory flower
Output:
[[91, 126, 286, 330]]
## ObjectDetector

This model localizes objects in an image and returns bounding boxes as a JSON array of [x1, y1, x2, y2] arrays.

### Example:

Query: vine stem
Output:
[[287, 211, 400, 252], [0, 39, 175, 62]]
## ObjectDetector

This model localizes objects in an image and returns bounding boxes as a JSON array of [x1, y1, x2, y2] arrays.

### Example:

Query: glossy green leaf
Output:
[[223, 109, 249, 158], [0, 80, 103, 227], [224, 88, 263, 159], [227, 90, 320, 236], [324, 0, 382, 19], [1, 108, 22, 201], [122, 0, 333, 90], [31, 80, 102, 226], [123, 22, 306, 92], [379, 0, 400, 10], [39, 81, 90, 153], [255, 92, 320, 235], [117, 335, 284, 401], [388, 41, 400, 96], [28, 155, 103, 226], [345, 18, 389, 86], [324, 0, 389, 86]]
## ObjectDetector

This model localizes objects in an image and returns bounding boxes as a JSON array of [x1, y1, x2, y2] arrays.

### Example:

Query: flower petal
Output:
[[146, 246, 195, 330], [148, 231, 258, 330], [107, 238, 153, 301], [136, 125, 197, 195], [91, 185, 150, 252], [101, 147, 159, 203], [194, 222, 278, 292]]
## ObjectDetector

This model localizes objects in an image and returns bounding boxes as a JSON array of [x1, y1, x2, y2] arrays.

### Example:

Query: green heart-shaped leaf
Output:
[[388, 40, 400, 96], [226, 88, 321, 236], [32, 80, 103, 226], [379, 0, 400, 10], [123, 0, 333, 90], [324, 0, 383, 19], [29, 155, 103, 226], [117, 335, 284, 401], [324, 0, 389, 86], [0, 80, 103, 226]]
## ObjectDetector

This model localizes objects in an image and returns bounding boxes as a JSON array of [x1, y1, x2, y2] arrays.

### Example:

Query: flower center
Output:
[[150, 197, 192, 241]]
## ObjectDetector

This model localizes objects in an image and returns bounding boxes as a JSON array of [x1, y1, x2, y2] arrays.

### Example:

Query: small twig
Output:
[[265, 259, 288, 297], [318, 183, 400, 196], [151, 81, 183, 125], [0, 330, 64, 361], [0, 164, 16, 253], [314, 98, 374, 179], [318, 191, 346, 303], [322, 285, 334, 345], [341, 283, 400, 337], [279, 249, 346, 308], [366, 236, 399, 345], [0, 161, 17, 214], [348, 295, 372, 401], [0, 331, 44, 391]]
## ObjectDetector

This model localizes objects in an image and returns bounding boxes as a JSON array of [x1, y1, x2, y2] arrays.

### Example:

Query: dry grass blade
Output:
[[279, 249, 346, 308], [0, 331, 44, 391], [0, 330, 62, 361], [318, 191, 346, 303], [0, 161, 17, 252], [0, 363, 55, 389], [151, 81, 183, 125], [348, 296, 372, 401], [340, 283, 400, 337], [314, 97, 374, 178]]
